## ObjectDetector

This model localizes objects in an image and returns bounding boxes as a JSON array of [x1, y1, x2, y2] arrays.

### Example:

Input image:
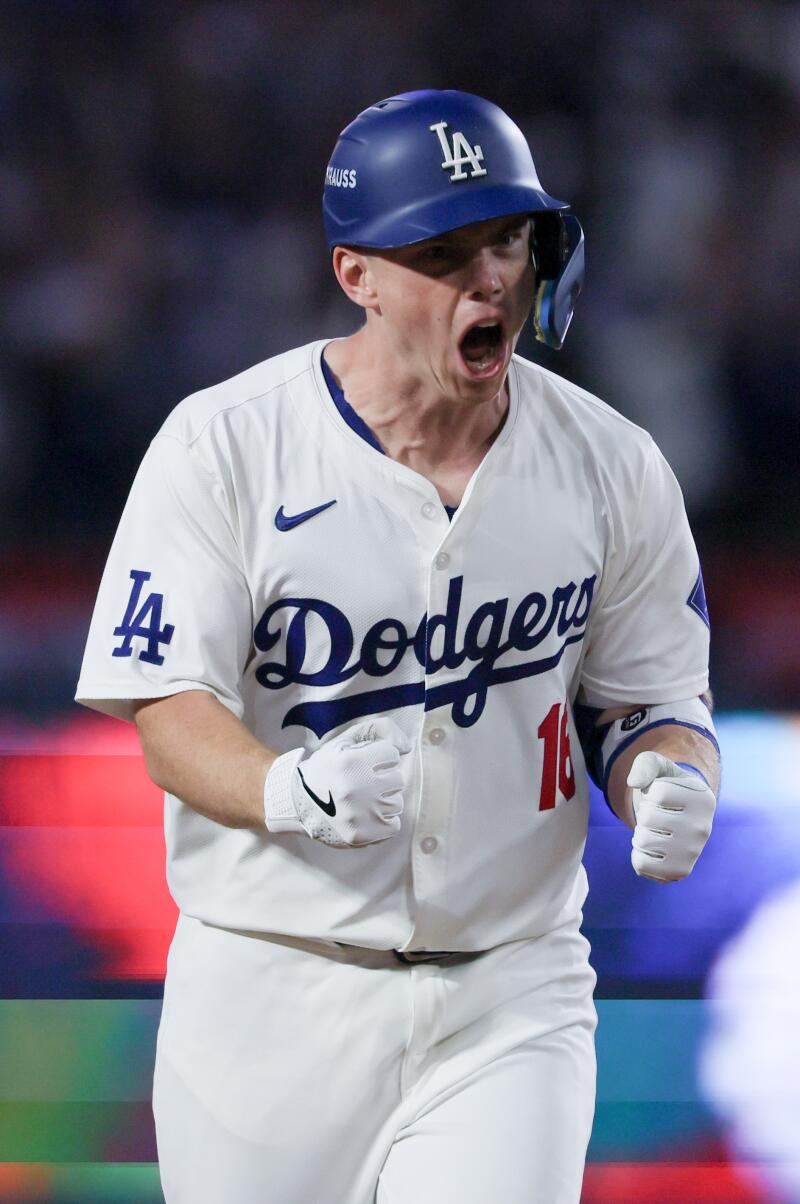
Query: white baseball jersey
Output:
[[76, 339, 710, 952]]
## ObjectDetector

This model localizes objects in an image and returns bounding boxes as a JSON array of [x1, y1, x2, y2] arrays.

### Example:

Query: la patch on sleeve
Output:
[[113, 569, 175, 665]]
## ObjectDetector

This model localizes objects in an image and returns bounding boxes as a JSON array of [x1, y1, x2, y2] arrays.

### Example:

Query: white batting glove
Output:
[[263, 717, 413, 848], [627, 750, 716, 882]]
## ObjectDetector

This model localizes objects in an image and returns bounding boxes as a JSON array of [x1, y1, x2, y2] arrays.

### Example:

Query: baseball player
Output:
[[76, 90, 720, 1203]]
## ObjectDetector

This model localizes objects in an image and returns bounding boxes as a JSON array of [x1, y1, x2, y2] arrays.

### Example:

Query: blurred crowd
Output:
[[1, 0, 799, 716]]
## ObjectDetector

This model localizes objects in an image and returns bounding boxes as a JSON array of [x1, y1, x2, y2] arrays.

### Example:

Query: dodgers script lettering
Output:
[[253, 573, 596, 736]]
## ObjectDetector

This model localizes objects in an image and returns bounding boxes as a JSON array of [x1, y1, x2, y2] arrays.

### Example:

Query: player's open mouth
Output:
[[458, 320, 507, 379]]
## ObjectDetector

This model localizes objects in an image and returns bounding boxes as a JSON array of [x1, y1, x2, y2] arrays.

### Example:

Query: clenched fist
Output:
[[264, 717, 413, 848], [628, 751, 716, 882]]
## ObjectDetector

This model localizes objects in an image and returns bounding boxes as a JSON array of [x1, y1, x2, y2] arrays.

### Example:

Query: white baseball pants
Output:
[[152, 911, 597, 1203]]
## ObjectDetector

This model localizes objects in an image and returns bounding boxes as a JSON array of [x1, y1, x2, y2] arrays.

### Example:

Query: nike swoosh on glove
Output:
[[627, 750, 716, 882], [264, 717, 413, 848]]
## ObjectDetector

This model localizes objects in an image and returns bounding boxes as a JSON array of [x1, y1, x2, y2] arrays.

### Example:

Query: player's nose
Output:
[[464, 247, 503, 300]]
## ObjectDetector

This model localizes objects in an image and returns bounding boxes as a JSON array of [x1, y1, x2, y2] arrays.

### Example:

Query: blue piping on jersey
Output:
[[321, 352, 458, 521]]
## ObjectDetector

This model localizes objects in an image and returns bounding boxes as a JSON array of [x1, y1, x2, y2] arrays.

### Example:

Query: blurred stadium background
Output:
[[1, 1, 799, 1201]]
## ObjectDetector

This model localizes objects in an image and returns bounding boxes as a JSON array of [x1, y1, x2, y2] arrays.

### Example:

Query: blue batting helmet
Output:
[[323, 89, 584, 350]]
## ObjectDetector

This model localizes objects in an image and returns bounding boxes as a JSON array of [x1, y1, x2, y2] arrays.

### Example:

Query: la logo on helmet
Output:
[[429, 121, 488, 182]]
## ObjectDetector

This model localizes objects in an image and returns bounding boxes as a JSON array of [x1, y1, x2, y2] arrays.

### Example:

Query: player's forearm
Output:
[[605, 721, 720, 829], [133, 690, 277, 829]]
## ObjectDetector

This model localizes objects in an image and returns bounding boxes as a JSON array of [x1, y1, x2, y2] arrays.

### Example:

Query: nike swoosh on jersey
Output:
[[297, 766, 336, 816], [275, 500, 337, 531]]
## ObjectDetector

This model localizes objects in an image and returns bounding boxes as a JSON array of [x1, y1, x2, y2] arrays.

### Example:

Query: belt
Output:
[[393, 948, 483, 965], [208, 922, 485, 969]]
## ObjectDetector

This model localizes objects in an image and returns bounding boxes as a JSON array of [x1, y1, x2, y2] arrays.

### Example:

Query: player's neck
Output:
[[323, 330, 509, 476]]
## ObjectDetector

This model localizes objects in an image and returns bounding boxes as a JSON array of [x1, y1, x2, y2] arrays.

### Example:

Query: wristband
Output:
[[263, 747, 306, 833], [675, 761, 711, 788], [600, 697, 718, 804]]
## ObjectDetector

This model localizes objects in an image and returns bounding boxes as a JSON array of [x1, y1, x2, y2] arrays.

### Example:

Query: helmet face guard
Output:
[[532, 213, 585, 350], [323, 89, 584, 350]]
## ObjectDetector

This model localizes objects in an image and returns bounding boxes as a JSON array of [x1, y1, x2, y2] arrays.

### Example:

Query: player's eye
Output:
[[420, 244, 450, 260]]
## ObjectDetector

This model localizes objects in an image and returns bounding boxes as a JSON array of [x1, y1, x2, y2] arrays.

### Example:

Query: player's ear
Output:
[[332, 247, 379, 311]]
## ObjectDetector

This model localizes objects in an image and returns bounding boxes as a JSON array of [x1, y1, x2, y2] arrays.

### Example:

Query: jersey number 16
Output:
[[537, 701, 576, 811]]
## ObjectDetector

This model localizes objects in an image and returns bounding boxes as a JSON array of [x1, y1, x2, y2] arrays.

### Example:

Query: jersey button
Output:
[[428, 728, 445, 744], [434, 552, 450, 570], [421, 501, 437, 519], [420, 836, 438, 854]]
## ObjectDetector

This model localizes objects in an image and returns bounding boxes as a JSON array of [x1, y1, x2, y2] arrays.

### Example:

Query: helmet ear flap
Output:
[[532, 213, 585, 350], [531, 212, 563, 280]]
